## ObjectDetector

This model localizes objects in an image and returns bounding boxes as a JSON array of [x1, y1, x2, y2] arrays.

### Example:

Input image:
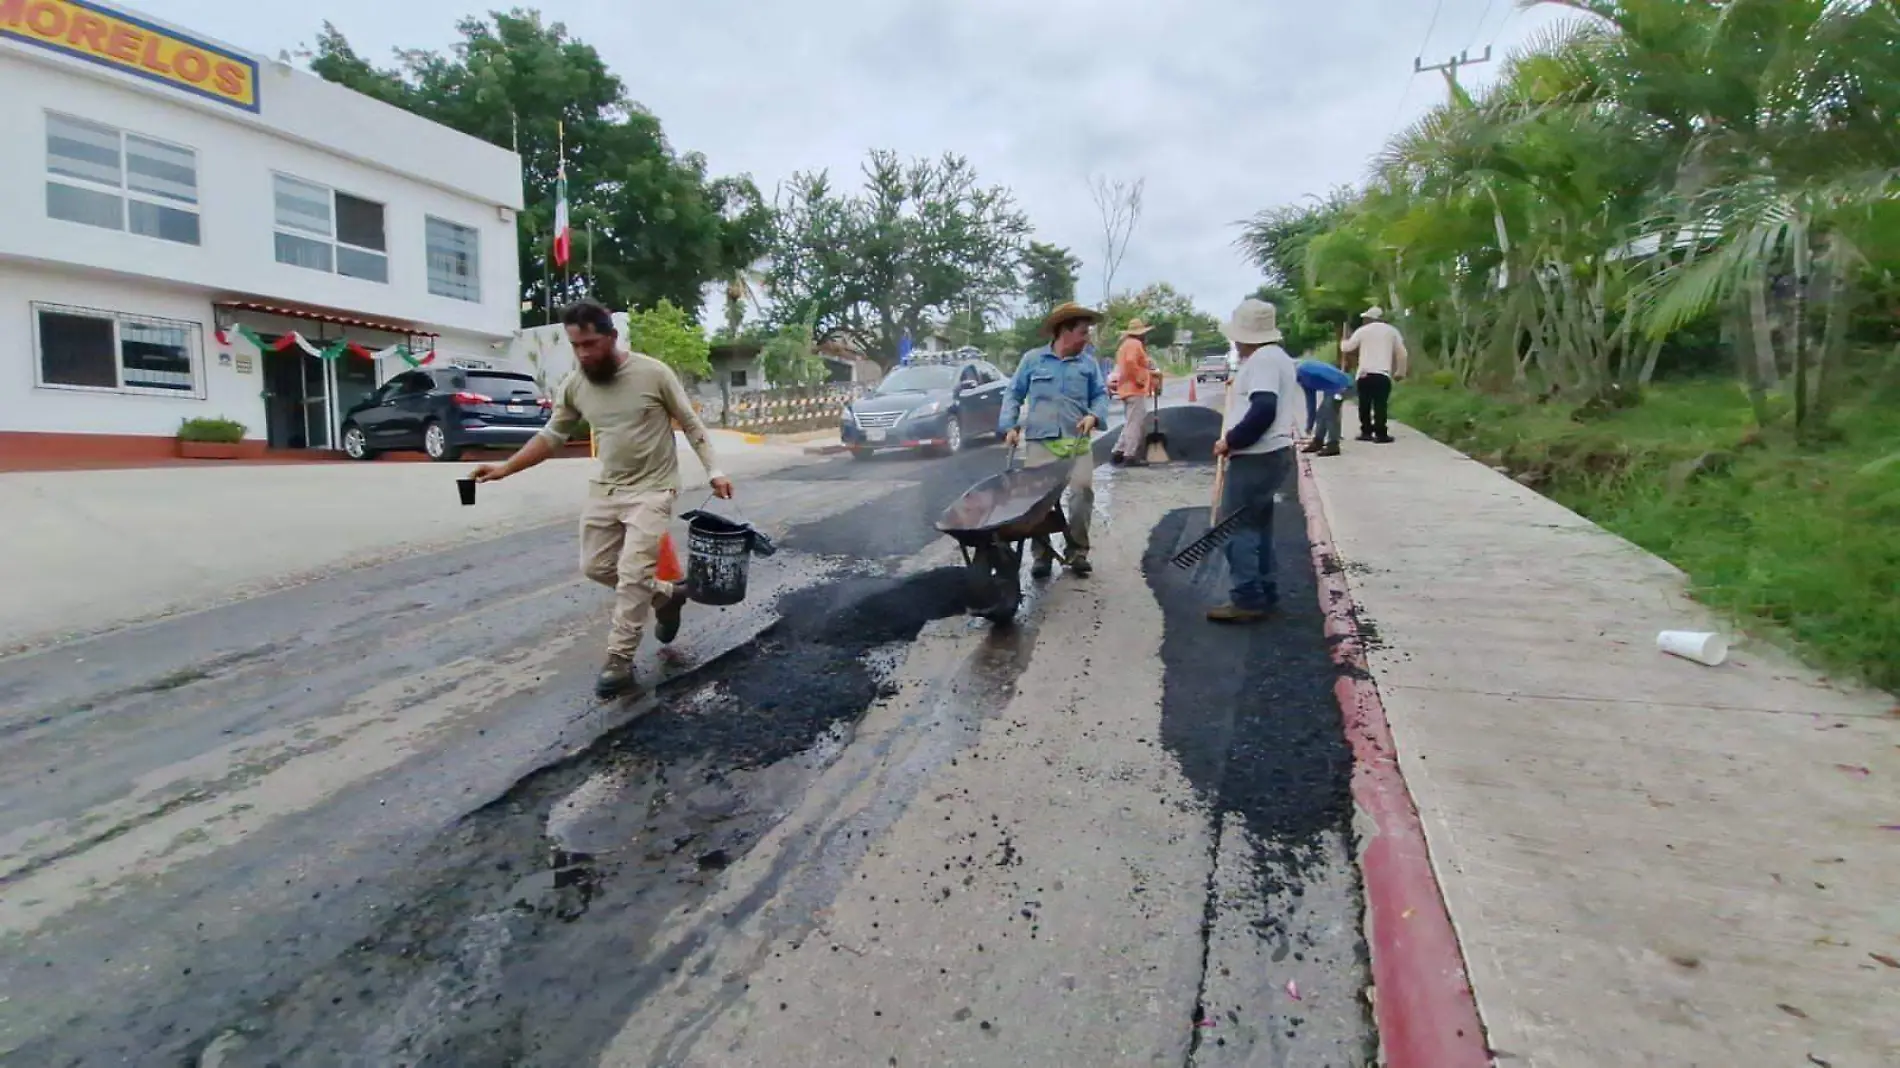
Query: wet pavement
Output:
[[0, 425, 1372, 1067]]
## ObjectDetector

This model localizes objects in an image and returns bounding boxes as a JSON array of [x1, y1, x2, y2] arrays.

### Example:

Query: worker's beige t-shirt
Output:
[[1342, 321, 1408, 378], [538, 350, 723, 495]]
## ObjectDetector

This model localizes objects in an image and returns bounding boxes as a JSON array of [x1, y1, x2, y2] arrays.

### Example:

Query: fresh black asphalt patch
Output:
[[181, 567, 971, 1067], [1143, 486, 1371, 1054]]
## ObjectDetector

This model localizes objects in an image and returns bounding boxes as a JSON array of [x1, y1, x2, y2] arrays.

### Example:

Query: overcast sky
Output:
[[139, 0, 1566, 318]]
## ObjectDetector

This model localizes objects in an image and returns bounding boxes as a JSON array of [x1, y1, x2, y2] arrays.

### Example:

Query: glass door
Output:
[[301, 352, 331, 450]]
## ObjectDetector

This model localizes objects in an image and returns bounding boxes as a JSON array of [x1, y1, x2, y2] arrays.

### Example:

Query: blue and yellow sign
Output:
[[1, 0, 259, 112]]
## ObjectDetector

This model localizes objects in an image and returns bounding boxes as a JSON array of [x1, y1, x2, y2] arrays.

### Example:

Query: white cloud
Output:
[[135, 0, 1569, 320]]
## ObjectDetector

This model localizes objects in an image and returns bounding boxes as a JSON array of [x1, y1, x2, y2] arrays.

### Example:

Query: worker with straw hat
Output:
[[1209, 298, 1301, 623], [1111, 318, 1157, 466], [1001, 301, 1112, 578]]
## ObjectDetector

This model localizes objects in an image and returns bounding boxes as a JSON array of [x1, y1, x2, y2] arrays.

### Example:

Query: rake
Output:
[[1169, 454, 1249, 568]]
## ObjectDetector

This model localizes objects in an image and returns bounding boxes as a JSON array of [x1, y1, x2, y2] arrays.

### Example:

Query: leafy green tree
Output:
[[307, 11, 771, 324], [1101, 283, 1221, 354], [622, 300, 710, 379], [766, 150, 1031, 366], [759, 321, 828, 387], [1021, 242, 1082, 310]]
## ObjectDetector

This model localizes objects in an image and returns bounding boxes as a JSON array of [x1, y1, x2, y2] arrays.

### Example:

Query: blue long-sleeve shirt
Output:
[[1297, 359, 1354, 428], [1000, 345, 1112, 440]]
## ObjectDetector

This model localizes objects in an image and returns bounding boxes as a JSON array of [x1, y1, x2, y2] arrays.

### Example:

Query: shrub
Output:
[[177, 417, 247, 444]]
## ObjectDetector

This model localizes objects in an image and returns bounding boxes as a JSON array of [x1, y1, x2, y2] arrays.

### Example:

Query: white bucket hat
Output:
[[1362, 305, 1386, 321], [1220, 299, 1283, 345]]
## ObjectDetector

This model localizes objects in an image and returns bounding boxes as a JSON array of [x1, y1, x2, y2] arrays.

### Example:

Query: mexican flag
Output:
[[552, 156, 571, 267]]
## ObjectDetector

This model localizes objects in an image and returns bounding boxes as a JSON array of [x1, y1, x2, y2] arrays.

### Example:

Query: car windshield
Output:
[[466, 373, 540, 400], [875, 366, 958, 394]]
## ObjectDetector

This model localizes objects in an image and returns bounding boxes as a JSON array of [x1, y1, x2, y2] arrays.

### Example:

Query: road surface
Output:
[[0, 410, 1373, 1066]]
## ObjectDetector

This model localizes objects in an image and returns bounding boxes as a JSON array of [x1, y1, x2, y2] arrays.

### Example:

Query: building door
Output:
[[301, 352, 331, 450], [262, 349, 308, 449]]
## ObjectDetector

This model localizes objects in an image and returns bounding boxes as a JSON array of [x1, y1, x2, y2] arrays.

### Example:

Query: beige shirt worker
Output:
[[538, 350, 724, 495], [1341, 321, 1408, 379]]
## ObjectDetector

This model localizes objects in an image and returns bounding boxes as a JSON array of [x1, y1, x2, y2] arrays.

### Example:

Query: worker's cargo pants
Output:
[[1115, 395, 1151, 459], [1024, 440, 1094, 561], [1220, 446, 1294, 611], [580, 486, 678, 660]]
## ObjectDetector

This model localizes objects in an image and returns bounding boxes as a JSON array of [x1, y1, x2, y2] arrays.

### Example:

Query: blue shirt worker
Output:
[[1296, 358, 1355, 456], [1001, 301, 1112, 578]]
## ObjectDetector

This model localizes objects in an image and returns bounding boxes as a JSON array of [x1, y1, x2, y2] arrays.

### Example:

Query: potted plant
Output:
[[177, 416, 249, 460]]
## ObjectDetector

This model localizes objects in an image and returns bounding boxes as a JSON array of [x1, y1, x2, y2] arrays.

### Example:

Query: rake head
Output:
[[1169, 505, 1250, 569]]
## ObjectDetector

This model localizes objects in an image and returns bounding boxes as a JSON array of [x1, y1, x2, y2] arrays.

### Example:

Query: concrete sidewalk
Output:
[[1306, 428, 1900, 1066], [0, 432, 813, 655]]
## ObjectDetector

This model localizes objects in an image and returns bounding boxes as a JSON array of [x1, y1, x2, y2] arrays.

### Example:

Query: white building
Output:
[[0, 0, 522, 462]]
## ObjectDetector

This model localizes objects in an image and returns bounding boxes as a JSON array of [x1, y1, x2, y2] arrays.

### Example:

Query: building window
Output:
[[730, 369, 749, 388], [425, 217, 480, 302], [272, 173, 388, 283], [45, 113, 200, 246], [33, 303, 203, 397]]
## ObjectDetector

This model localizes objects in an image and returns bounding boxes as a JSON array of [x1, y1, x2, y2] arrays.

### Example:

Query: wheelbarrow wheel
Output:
[[968, 541, 1024, 623]]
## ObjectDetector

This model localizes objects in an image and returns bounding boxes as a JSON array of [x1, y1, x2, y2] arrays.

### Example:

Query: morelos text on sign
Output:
[[0, 0, 259, 111]]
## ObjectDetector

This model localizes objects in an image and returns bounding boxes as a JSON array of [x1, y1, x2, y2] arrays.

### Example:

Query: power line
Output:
[[1468, 0, 1502, 51]]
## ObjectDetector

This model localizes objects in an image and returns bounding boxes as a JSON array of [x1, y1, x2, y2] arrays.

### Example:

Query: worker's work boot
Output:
[[1067, 552, 1093, 578], [1030, 549, 1054, 580], [1318, 444, 1341, 457], [1110, 450, 1125, 466], [1206, 604, 1271, 625], [654, 587, 688, 645], [595, 655, 638, 699]]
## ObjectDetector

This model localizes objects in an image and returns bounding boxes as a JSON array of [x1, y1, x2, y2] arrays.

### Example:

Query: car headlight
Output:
[[908, 401, 942, 418]]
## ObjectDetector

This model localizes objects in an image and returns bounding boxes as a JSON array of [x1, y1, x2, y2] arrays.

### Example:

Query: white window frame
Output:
[[272, 172, 389, 284], [30, 302, 206, 399], [425, 215, 481, 302], [44, 111, 201, 246]]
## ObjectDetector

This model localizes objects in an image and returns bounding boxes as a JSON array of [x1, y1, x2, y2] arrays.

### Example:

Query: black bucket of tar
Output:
[[680, 509, 776, 606]]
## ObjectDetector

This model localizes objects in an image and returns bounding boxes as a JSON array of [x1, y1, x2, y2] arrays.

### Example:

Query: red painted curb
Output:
[[1296, 453, 1493, 1068]]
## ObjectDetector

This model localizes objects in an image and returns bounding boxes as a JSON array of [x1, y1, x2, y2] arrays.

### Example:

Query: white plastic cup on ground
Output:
[[1657, 630, 1728, 667]]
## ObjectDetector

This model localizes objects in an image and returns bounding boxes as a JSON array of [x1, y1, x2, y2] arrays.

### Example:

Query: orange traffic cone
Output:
[[1188, 375, 1198, 404], [657, 532, 685, 583]]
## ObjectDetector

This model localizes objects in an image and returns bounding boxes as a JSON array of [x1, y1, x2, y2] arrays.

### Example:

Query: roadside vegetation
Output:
[[1241, 0, 1900, 688]]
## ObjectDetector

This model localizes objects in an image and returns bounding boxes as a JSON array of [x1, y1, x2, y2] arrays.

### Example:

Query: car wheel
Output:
[[850, 448, 875, 462], [341, 424, 376, 461], [939, 416, 964, 456], [423, 421, 461, 462]]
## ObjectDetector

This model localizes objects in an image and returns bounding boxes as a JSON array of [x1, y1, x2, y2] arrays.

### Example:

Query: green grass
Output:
[[1393, 375, 1900, 692]]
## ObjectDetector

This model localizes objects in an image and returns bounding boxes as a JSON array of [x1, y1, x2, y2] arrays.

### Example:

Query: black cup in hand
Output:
[[456, 478, 476, 506]]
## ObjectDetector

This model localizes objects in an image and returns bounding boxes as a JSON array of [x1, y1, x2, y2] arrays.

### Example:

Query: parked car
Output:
[[1195, 354, 1235, 384], [840, 358, 1009, 459], [341, 367, 550, 462]]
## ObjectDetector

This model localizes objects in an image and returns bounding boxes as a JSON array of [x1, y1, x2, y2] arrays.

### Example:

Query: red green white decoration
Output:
[[227, 324, 434, 367]]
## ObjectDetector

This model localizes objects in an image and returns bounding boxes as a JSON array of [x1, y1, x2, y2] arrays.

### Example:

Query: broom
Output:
[[1169, 453, 1249, 568]]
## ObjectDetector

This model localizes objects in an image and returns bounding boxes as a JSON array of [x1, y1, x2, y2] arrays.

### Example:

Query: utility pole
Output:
[[1415, 46, 1492, 92]]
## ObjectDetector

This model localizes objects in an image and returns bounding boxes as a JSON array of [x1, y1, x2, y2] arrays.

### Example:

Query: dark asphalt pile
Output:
[[183, 567, 971, 1068], [1143, 492, 1367, 1053]]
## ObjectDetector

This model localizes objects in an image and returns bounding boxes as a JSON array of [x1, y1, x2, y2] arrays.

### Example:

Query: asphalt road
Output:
[[0, 409, 1372, 1067]]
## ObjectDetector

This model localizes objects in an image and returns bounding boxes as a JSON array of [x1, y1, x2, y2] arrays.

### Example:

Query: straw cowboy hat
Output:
[[1220, 299, 1284, 345], [1121, 318, 1154, 338], [1041, 301, 1103, 335], [1362, 305, 1386, 321]]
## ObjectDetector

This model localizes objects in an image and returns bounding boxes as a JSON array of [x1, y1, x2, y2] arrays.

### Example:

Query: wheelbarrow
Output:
[[935, 451, 1074, 623]]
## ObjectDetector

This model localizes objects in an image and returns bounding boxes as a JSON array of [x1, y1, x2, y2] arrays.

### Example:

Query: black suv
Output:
[[341, 367, 549, 462]]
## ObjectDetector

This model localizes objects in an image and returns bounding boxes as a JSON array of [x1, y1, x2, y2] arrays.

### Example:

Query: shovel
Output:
[[1142, 375, 1170, 464]]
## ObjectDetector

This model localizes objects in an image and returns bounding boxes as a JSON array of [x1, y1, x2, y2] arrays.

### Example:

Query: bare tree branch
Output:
[[1089, 174, 1145, 306]]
